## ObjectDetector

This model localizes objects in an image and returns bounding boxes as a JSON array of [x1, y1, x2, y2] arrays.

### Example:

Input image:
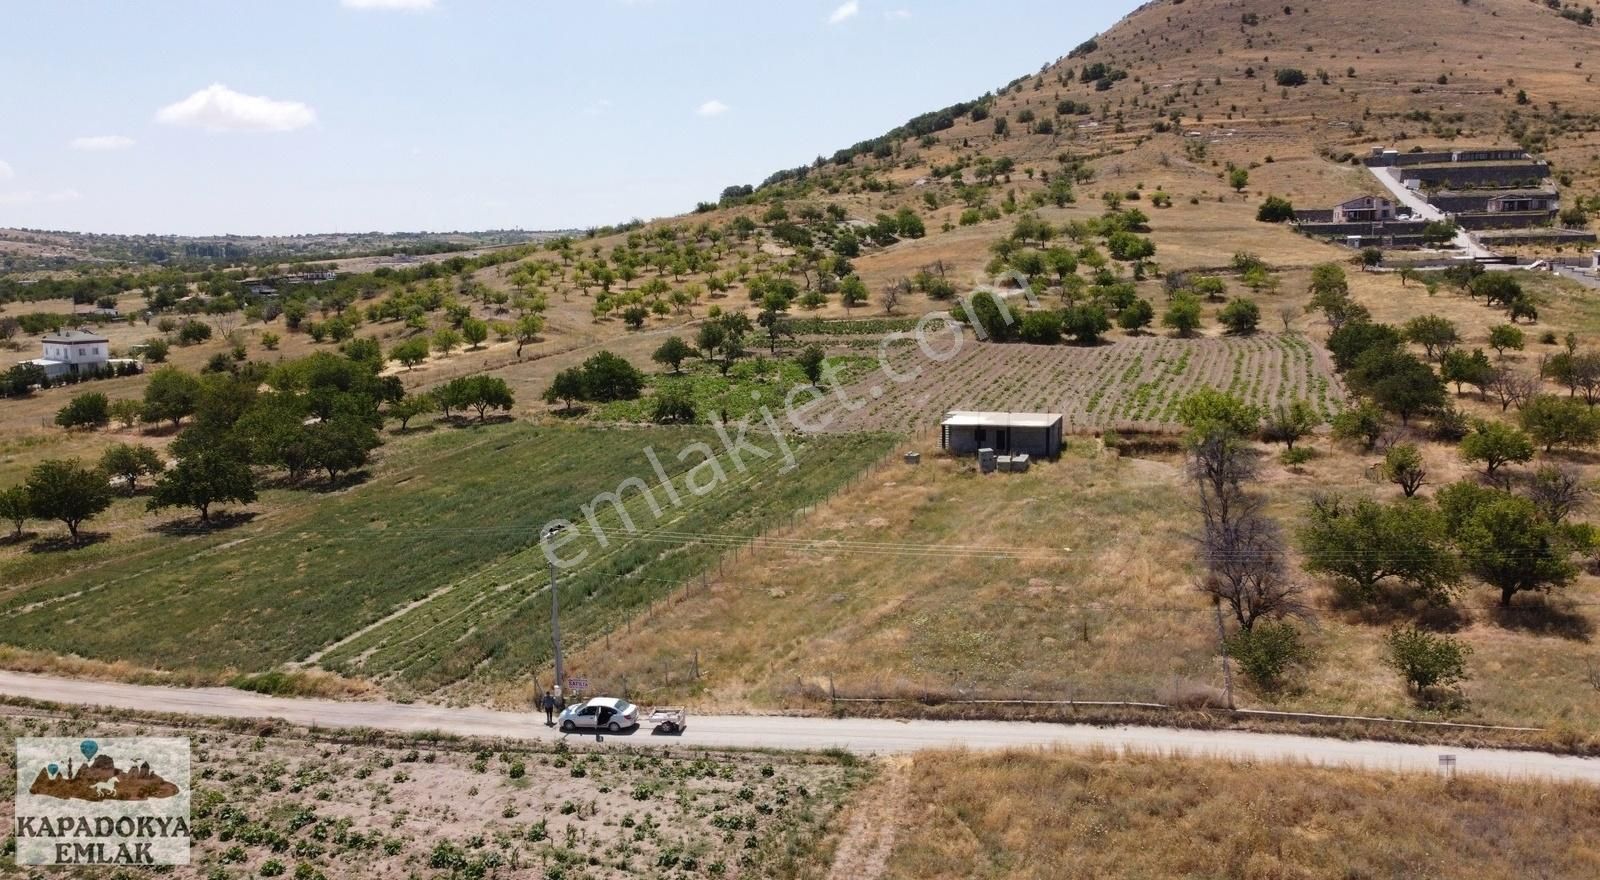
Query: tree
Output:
[[461, 317, 490, 350], [1162, 293, 1203, 337], [1402, 315, 1460, 362], [1298, 496, 1459, 603], [1218, 298, 1260, 335], [1456, 494, 1578, 607], [448, 375, 515, 421], [757, 291, 794, 354], [26, 459, 113, 541], [1384, 626, 1471, 693], [1274, 68, 1308, 86], [1106, 231, 1156, 263], [651, 388, 697, 424], [1526, 464, 1589, 525], [1176, 389, 1261, 441], [388, 394, 434, 431], [840, 276, 869, 312], [56, 392, 110, 430], [390, 337, 430, 370], [1350, 349, 1445, 424], [0, 485, 29, 540], [797, 343, 827, 386], [1485, 366, 1540, 413], [432, 327, 462, 357], [1228, 167, 1250, 192], [579, 351, 645, 402], [1459, 420, 1535, 478], [141, 367, 202, 428], [1327, 322, 1402, 373], [1256, 196, 1296, 223], [108, 398, 144, 429], [148, 449, 257, 522], [1189, 432, 1308, 632], [99, 444, 164, 496], [652, 336, 694, 374], [1360, 247, 1384, 272], [141, 338, 170, 364], [1330, 400, 1386, 450], [1488, 323, 1525, 357], [305, 415, 381, 480], [1118, 298, 1154, 333], [1260, 399, 1318, 450], [1519, 394, 1600, 452], [543, 368, 586, 412], [1059, 305, 1109, 345], [1381, 443, 1428, 498], [514, 313, 544, 357], [1440, 348, 1493, 395]]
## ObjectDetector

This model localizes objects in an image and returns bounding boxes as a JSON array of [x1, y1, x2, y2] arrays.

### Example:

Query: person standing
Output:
[[541, 690, 557, 726]]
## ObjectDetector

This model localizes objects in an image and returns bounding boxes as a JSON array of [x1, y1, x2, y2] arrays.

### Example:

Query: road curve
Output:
[[1, 671, 1596, 784]]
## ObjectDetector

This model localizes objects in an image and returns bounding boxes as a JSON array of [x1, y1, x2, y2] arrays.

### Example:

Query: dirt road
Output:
[[1, 671, 1595, 783]]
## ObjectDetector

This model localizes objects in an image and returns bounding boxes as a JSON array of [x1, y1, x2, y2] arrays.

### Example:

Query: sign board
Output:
[[566, 678, 589, 692]]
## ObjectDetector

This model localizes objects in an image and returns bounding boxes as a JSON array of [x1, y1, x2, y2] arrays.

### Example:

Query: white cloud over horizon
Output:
[[696, 99, 730, 117], [341, 0, 436, 10], [69, 135, 136, 151], [155, 84, 317, 133], [828, 1, 860, 24]]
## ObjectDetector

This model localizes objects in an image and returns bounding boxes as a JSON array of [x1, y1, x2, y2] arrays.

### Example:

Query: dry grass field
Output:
[[886, 748, 1600, 880], [572, 439, 1600, 730]]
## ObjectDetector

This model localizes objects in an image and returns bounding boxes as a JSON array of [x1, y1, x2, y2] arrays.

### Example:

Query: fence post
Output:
[[692, 651, 700, 680], [829, 674, 836, 705]]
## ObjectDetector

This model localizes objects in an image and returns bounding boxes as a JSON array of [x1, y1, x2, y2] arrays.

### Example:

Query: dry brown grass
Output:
[[886, 747, 1600, 880]]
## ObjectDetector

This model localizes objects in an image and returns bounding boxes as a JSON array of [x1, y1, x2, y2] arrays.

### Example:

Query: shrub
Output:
[[1225, 621, 1312, 690], [1275, 69, 1309, 87], [1256, 196, 1296, 223], [55, 392, 110, 429], [1384, 626, 1471, 693]]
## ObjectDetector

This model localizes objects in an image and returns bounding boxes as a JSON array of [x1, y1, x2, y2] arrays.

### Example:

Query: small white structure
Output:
[[941, 411, 1064, 459], [29, 329, 110, 379]]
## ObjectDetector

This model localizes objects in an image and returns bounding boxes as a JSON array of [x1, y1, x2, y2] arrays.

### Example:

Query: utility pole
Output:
[[542, 524, 567, 702], [1213, 599, 1235, 711]]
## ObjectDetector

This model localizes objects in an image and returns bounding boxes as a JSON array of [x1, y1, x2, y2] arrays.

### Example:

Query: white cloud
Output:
[[696, 99, 730, 117], [69, 135, 136, 151], [884, 8, 911, 20], [156, 83, 316, 133], [0, 159, 13, 181], [341, 0, 435, 9], [828, 1, 860, 24], [584, 99, 613, 117]]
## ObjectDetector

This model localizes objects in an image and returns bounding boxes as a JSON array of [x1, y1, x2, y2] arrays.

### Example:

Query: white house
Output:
[[28, 329, 111, 379], [1331, 196, 1397, 224]]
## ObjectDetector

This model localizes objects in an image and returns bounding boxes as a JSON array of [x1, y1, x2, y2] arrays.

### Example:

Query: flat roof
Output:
[[942, 411, 1062, 429], [41, 329, 109, 343]]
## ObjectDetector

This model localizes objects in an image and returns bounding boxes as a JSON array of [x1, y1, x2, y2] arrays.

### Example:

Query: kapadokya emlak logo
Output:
[[14, 737, 192, 866], [28, 739, 182, 802]]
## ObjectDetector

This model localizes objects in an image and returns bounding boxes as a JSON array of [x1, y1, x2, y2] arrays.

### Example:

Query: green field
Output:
[[0, 422, 894, 694]]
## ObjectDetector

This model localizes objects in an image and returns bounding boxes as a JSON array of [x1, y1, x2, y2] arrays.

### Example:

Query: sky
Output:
[[0, 0, 1139, 236]]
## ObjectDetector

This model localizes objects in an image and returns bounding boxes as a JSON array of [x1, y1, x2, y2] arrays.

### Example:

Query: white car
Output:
[[558, 697, 640, 733]]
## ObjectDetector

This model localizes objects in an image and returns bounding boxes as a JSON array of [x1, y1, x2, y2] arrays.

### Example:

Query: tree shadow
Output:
[[390, 423, 439, 437], [450, 414, 517, 429], [548, 406, 591, 421], [1488, 598, 1594, 641], [27, 532, 111, 553], [150, 511, 258, 536], [0, 530, 39, 547], [1330, 583, 1472, 632]]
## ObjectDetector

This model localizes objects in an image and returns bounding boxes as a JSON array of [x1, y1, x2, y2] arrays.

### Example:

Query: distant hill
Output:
[[0, 228, 574, 274], [723, 0, 1600, 238]]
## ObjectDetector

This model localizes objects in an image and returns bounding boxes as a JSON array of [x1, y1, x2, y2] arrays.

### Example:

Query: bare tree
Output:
[[879, 278, 909, 315], [1526, 464, 1590, 525], [1486, 367, 1540, 412], [1189, 435, 1309, 630]]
